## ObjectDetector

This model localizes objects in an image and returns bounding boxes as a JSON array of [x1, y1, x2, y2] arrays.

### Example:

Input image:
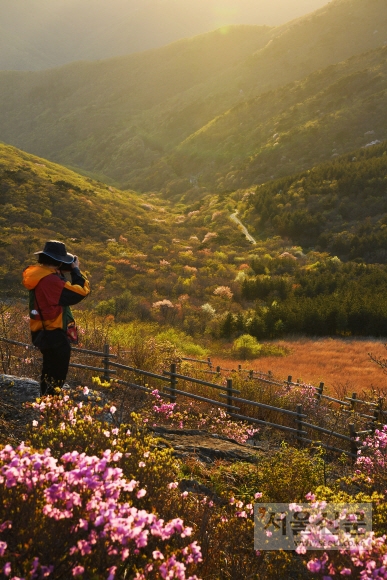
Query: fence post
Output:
[[296, 404, 303, 446], [375, 396, 384, 424], [207, 357, 212, 369], [350, 392, 357, 411], [169, 363, 177, 404], [349, 423, 358, 459], [238, 364, 242, 372], [316, 382, 324, 403], [249, 369, 254, 380], [103, 344, 110, 382], [226, 378, 233, 414], [370, 409, 379, 433], [287, 375, 292, 389]]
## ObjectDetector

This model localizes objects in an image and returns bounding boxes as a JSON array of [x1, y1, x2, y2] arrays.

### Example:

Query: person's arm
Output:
[[59, 257, 90, 306]]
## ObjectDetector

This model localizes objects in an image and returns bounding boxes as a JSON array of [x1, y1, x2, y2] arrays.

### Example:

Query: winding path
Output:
[[230, 210, 257, 245]]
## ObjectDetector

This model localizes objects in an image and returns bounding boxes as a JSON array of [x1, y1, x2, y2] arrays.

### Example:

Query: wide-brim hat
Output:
[[34, 240, 74, 264]]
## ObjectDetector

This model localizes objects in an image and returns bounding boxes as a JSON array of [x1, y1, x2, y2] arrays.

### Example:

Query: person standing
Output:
[[22, 240, 90, 395]]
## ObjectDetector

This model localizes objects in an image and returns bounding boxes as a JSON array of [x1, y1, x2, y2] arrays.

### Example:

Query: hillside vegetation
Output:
[[0, 143, 253, 312], [3, 142, 387, 341], [0, 144, 170, 293], [166, 45, 387, 195], [0, 0, 387, 194], [241, 141, 387, 263]]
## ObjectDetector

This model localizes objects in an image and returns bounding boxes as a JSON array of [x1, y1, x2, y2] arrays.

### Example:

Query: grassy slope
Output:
[[0, 143, 254, 302], [0, 0, 387, 192], [0, 143, 169, 293]]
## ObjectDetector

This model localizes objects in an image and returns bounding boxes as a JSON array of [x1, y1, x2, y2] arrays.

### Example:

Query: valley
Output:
[[1, 0, 387, 196]]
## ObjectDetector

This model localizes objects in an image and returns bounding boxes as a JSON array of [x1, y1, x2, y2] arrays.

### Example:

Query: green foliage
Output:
[[232, 334, 262, 359], [156, 328, 208, 358], [237, 259, 387, 338], [245, 142, 387, 261], [96, 290, 136, 321], [190, 444, 325, 503]]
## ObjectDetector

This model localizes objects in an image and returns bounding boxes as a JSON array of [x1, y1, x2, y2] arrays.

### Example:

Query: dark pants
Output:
[[40, 342, 71, 395]]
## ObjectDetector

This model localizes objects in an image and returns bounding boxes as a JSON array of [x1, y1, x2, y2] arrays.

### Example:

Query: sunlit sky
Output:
[[0, 0, 330, 70]]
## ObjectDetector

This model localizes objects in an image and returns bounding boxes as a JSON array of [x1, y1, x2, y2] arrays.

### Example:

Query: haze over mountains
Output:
[[0, 0, 329, 71], [1, 0, 387, 198]]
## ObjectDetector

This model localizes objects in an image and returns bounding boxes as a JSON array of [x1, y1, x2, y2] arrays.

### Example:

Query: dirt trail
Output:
[[230, 211, 257, 245]]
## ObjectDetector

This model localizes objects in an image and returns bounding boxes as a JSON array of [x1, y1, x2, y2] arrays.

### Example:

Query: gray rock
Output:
[[151, 426, 264, 463]]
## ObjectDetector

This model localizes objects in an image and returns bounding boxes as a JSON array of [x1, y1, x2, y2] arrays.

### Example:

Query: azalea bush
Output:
[[26, 390, 178, 508], [0, 389, 279, 579], [353, 425, 387, 494], [0, 443, 201, 580], [146, 390, 258, 444], [299, 497, 387, 579], [300, 426, 387, 579], [19, 391, 270, 578]]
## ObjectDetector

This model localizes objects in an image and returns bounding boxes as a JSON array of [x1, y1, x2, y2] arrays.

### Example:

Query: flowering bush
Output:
[[0, 444, 201, 579], [14, 391, 271, 578], [201, 232, 217, 244], [147, 390, 258, 444], [26, 392, 178, 510], [200, 303, 216, 318], [297, 496, 387, 579], [213, 286, 233, 300], [355, 426, 387, 493]]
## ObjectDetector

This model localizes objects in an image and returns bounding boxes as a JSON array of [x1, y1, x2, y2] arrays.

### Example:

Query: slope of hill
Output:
[[0, 0, 328, 71], [239, 140, 387, 263], [162, 44, 387, 195], [0, 143, 169, 293], [0, 143, 254, 311], [0, 0, 387, 193], [4, 143, 387, 340]]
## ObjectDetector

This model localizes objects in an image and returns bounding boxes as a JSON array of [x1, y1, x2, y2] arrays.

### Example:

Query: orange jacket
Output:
[[22, 264, 90, 336]]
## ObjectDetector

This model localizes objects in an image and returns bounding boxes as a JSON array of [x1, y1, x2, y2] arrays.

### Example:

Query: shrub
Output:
[[193, 444, 325, 503], [0, 444, 202, 579], [232, 334, 262, 359], [156, 329, 208, 358]]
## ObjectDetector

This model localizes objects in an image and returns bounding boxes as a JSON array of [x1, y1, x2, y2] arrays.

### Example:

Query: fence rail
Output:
[[0, 336, 383, 459]]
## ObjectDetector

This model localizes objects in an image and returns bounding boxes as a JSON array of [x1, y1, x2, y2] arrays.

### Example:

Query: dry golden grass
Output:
[[211, 338, 387, 398]]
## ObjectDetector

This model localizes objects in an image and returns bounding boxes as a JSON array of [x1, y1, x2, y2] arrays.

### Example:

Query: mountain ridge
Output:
[[1, 0, 387, 196], [0, 0, 329, 71]]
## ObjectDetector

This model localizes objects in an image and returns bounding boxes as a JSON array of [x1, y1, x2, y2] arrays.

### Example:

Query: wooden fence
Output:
[[1, 337, 385, 459]]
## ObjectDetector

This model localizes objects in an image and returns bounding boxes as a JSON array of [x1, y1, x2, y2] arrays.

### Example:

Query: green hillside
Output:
[[0, 0, 387, 194], [240, 141, 387, 263], [3, 143, 387, 340], [0, 144, 169, 293], [0, 144, 253, 313], [163, 44, 387, 196], [0, 26, 271, 185]]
